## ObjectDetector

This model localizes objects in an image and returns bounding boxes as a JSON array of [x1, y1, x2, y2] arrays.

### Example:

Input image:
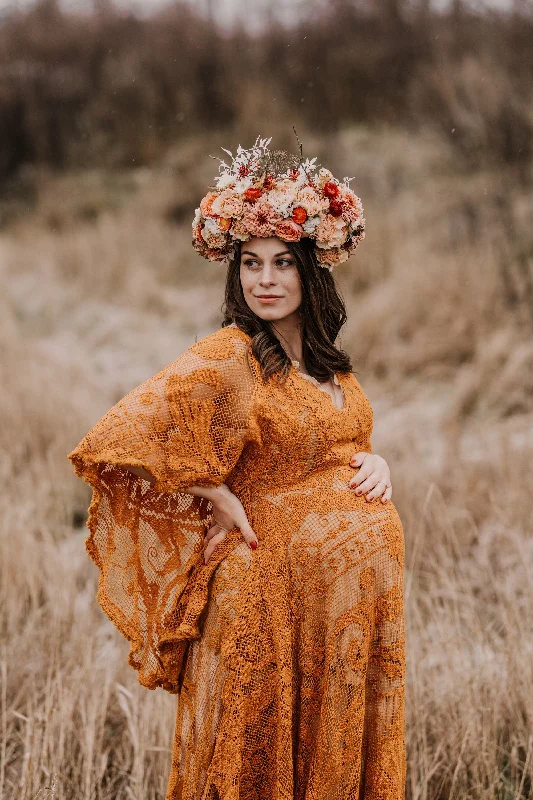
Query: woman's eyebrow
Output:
[[241, 250, 292, 257]]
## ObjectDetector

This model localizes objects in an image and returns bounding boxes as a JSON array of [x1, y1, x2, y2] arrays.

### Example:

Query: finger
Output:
[[348, 462, 373, 487], [349, 451, 370, 468], [350, 467, 389, 490], [366, 481, 389, 501], [380, 484, 393, 503], [348, 467, 379, 494], [236, 517, 259, 550], [204, 521, 233, 543], [204, 529, 227, 563], [204, 523, 222, 544], [355, 472, 380, 495]]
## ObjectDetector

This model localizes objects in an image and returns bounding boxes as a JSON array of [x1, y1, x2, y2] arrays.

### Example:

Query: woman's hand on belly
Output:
[[348, 452, 392, 504], [203, 483, 259, 564]]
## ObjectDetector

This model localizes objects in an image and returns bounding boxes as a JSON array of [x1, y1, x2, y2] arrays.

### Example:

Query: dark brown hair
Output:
[[221, 237, 354, 384]]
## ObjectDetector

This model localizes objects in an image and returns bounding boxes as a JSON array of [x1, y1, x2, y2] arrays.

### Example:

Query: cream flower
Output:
[[294, 166, 309, 187], [201, 217, 227, 248], [316, 168, 334, 189], [302, 214, 321, 234], [266, 179, 299, 214], [192, 206, 202, 228], [215, 172, 235, 189], [296, 185, 329, 217], [232, 176, 254, 195]]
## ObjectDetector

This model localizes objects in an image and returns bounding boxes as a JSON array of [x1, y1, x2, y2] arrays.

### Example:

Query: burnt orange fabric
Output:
[[67, 323, 406, 800]]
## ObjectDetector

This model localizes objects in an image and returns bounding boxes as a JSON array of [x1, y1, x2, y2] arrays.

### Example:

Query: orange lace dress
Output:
[[67, 323, 406, 800]]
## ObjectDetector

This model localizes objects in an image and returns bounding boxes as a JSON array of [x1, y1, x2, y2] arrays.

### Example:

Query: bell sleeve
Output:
[[67, 328, 259, 694]]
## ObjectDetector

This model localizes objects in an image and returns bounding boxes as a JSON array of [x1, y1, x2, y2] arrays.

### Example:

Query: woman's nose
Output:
[[259, 266, 276, 284]]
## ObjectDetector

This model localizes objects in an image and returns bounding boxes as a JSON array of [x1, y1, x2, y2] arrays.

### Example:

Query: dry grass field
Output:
[[1, 121, 533, 799]]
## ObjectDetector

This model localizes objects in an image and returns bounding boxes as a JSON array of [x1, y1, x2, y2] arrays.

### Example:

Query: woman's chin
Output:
[[252, 305, 286, 321]]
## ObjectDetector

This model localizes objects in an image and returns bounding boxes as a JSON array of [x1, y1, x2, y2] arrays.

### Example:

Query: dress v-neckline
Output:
[[226, 322, 347, 412], [290, 359, 346, 412]]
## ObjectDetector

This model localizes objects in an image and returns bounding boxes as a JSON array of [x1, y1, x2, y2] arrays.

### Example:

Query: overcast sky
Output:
[[0, 0, 515, 27]]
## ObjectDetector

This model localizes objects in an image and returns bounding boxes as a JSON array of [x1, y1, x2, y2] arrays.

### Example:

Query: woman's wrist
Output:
[[185, 482, 231, 505]]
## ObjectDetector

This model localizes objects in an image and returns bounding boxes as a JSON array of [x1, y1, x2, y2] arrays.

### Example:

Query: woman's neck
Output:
[[270, 314, 304, 364]]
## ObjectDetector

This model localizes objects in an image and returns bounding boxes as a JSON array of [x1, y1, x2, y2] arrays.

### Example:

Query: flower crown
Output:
[[191, 135, 366, 270]]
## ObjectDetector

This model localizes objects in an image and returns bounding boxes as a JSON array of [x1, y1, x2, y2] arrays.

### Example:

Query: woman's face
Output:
[[239, 237, 302, 323]]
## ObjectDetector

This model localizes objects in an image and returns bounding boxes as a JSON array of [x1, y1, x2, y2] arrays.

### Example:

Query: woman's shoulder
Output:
[[186, 323, 252, 365]]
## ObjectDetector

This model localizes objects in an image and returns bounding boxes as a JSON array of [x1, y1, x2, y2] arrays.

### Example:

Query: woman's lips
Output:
[[255, 295, 283, 303]]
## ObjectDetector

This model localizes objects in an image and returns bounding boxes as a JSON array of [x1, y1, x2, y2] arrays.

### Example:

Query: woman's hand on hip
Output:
[[348, 452, 392, 504], [203, 483, 258, 564]]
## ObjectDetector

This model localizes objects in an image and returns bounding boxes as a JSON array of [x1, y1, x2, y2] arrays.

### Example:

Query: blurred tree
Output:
[[0, 0, 532, 178]]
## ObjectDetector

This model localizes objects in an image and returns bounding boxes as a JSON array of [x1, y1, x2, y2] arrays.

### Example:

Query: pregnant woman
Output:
[[67, 136, 406, 800]]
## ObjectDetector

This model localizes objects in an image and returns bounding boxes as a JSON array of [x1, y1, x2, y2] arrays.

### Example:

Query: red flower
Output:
[[263, 173, 276, 191], [244, 187, 263, 202], [288, 168, 300, 181], [329, 200, 343, 217], [218, 217, 231, 231], [292, 206, 308, 224], [323, 181, 339, 199], [238, 165, 250, 177]]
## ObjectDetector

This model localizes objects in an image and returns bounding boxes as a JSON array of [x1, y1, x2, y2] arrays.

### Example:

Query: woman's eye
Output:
[[243, 258, 293, 267]]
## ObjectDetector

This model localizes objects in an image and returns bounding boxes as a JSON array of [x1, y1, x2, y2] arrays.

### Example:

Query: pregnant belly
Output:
[[247, 479, 404, 623], [249, 467, 404, 558]]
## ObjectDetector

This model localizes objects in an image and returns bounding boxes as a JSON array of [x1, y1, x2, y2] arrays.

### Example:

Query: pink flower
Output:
[[200, 191, 219, 218], [211, 189, 244, 219], [338, 186, 364, 224], [242, 200, 283, 238], [315, 214, 348, 248], [204, 232, 228, 248], [230, 218, 251, 241], [315, 246, 350, 266], [275, 219, 304, 242], [192, 238, 228, 261]]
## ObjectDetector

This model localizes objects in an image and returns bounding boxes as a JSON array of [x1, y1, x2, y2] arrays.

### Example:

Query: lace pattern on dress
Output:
[[68, 324, 406, 800]]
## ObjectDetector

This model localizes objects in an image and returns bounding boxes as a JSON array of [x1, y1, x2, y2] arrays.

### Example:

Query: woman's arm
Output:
[[124, 465, 258, 560], [125, 464, 223, 501]]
